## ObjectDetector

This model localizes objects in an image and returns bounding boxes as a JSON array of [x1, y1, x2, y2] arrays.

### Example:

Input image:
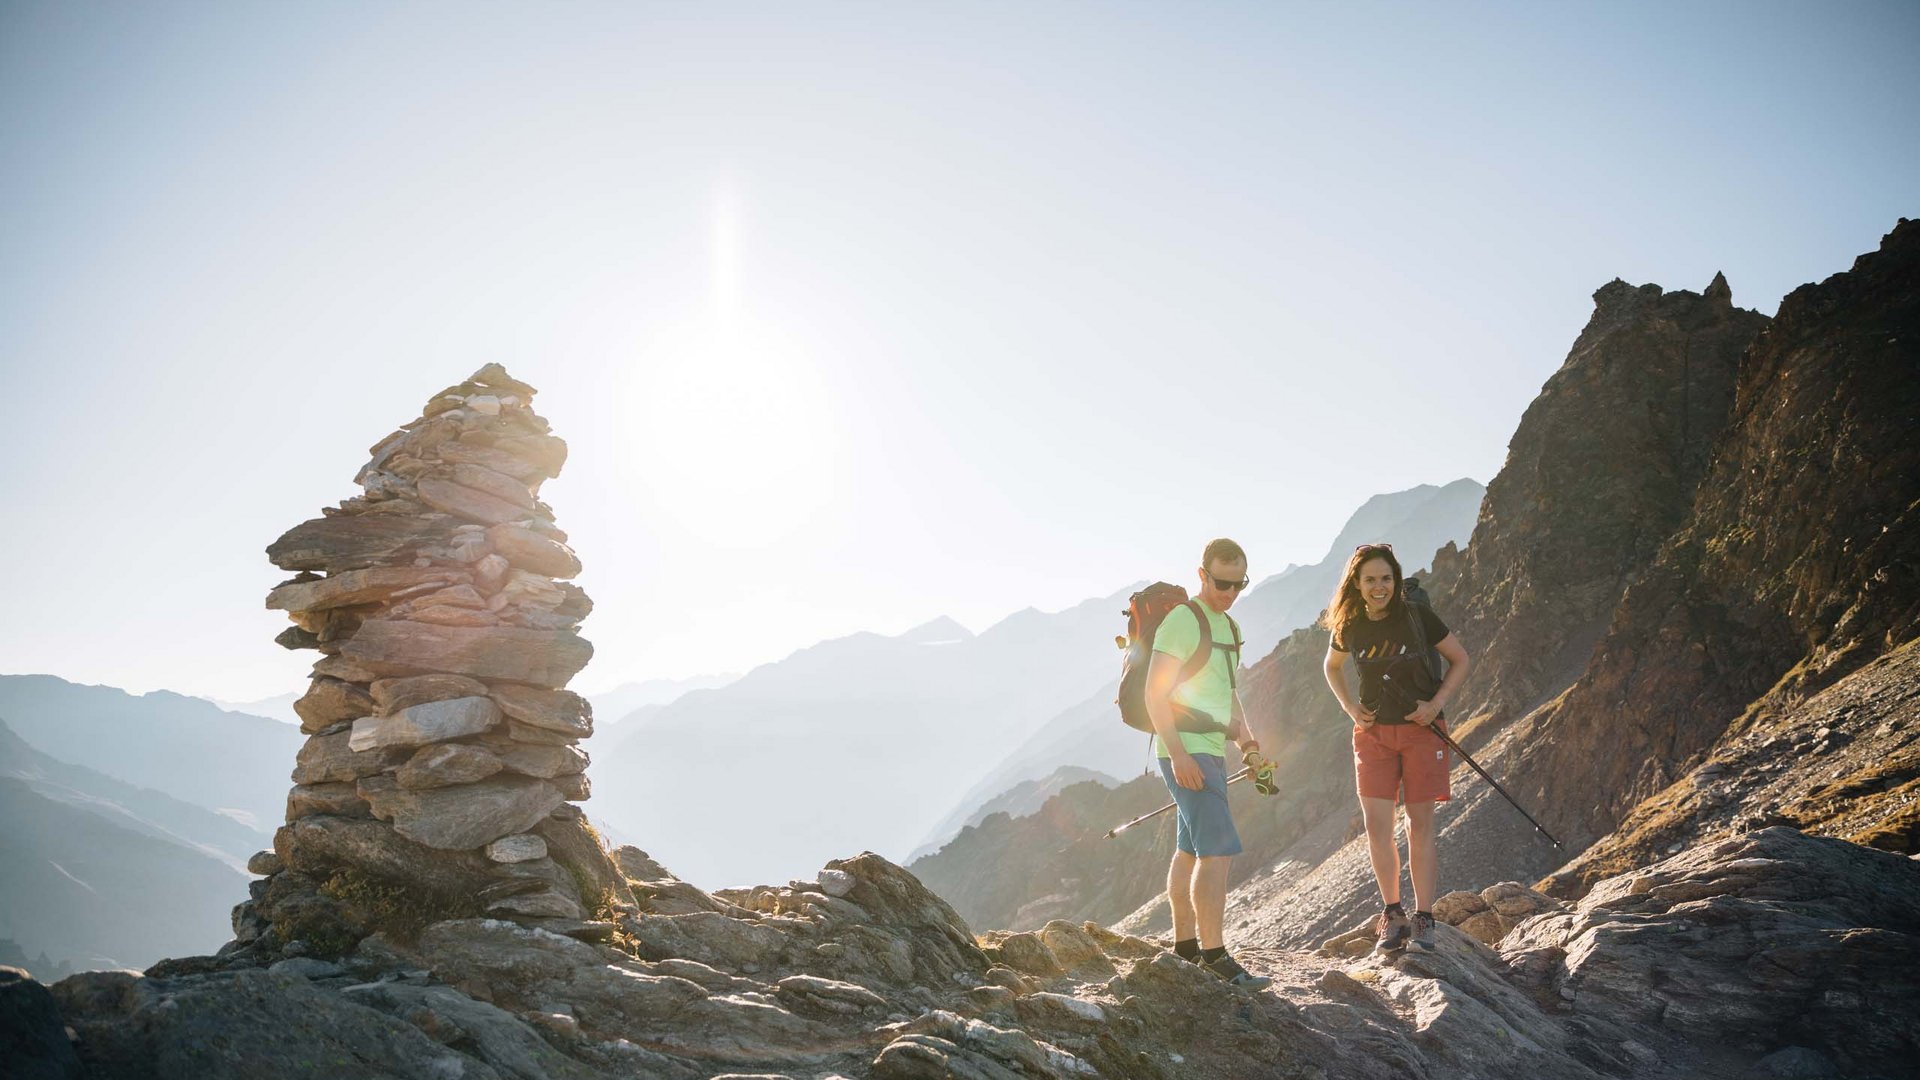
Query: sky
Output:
[[2, 1, 1915, 701]]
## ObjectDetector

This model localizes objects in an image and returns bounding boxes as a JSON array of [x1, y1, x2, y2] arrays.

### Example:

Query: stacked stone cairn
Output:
[[236, 364, 635, 958]]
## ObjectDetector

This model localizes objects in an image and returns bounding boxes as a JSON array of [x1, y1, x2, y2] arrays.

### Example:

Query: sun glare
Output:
[[619, 186, 840, 546]]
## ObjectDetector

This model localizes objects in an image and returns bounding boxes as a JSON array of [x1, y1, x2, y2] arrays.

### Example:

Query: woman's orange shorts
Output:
[[1353, 719, 1452, 803]]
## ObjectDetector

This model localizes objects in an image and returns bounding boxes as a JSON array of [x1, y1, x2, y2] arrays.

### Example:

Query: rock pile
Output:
[[232, 365, 632, 961]]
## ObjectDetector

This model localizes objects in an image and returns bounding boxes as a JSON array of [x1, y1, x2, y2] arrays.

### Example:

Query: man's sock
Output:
[[1173, 938, 1200, 961], [1200, 946, 1228, 965], [1383, 901, 1405, 917]]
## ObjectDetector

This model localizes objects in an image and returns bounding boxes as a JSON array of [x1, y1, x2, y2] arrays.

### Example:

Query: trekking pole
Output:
[[1103, 767, 1251, 839], [1382, 674, 1562, 850]]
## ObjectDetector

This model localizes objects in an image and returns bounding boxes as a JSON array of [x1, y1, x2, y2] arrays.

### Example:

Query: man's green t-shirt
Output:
[[1151, 601, 1238, 759]]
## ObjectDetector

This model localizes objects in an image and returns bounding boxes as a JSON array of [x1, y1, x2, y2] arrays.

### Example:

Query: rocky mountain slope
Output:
[[910, 222, 1919, 960]]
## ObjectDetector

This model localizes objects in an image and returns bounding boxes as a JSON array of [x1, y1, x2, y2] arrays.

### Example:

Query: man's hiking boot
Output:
[[1205, 952, 1273, 990], [1410, 911, 1437, 952], [1374, 907, 1412, 954]]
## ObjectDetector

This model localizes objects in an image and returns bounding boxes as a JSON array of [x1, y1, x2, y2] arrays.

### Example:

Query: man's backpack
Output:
[[1115, 582, 1242, 734]]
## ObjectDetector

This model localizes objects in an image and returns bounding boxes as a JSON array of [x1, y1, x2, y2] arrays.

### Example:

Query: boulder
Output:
[[0, 966, 85, 1080]]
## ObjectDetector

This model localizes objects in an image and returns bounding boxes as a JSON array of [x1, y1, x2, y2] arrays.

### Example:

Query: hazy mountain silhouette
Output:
[[0, 775, 244, 973], [588, 671, 741, 729], [0, 675, 303, 833], [0, 717, 266, 866], [592, 593, 1124, 888]]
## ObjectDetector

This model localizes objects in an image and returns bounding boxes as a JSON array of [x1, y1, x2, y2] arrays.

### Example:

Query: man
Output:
[[1146, 538, 1272, 989]]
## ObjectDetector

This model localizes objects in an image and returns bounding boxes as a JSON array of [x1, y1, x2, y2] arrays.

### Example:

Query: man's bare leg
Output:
[[1193, 855, 1232, 950], [1360, 796, 1402, 905], [1405, 800, 1439, 911], [1167, 850, 1198, 943]]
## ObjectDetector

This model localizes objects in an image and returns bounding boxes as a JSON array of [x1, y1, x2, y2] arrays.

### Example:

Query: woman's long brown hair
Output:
[[1323, 544, 1406, 641]]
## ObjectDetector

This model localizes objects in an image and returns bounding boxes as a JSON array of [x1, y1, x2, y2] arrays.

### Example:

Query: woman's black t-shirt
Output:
[[1331, 604, 1452, 724]]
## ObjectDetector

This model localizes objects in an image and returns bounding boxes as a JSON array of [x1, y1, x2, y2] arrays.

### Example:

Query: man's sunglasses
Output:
[[1205, 571, 1251, 591]]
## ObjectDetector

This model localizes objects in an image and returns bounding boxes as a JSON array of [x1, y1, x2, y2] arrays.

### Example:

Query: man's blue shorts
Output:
[[1157, 753, 1243, 857]]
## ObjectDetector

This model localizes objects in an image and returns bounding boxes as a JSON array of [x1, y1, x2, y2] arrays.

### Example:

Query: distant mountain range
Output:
[[0, 715, 254, 973], [905, 764, 1120, 864], [587, 672, 741, 728], [591, 601, 1127, 889], [0, 718, 267, 867], [0, 675, 303, 833]]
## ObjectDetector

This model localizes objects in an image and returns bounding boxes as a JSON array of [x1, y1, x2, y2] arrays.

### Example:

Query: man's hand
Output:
[[1169, 750, 1205, 791], [1345, 702, 1377, 731], [1406, 698, 1440, 727]]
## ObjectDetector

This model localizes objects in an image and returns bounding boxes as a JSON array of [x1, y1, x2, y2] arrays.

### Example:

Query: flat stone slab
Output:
[[349, 696, 502, 752], [267, 567, 467, 614], [341, 620, 592, 686], [357, 774, 565, 850], [267, 515, 458, 572]]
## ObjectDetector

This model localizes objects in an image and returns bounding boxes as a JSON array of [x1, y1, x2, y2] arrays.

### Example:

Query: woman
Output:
[[1321, 543, 1470, 953]]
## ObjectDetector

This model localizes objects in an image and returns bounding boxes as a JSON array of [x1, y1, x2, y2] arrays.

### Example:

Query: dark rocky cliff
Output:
[[1422, 270, 1770, 739]]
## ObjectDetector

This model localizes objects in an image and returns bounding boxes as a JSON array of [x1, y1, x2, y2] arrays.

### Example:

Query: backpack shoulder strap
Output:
[[1404, 600, 1445, 682], [1221, 613, 1243, 689], [1176, 600, 1213, 687]]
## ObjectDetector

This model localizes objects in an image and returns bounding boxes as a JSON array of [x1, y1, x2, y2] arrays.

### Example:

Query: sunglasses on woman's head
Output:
[[1355, 542, 1393, 551]]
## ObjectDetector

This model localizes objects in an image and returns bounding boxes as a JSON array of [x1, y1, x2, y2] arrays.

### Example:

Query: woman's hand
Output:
[[1406, 699, 1440, 727], [1346, 702, 1376, 731]]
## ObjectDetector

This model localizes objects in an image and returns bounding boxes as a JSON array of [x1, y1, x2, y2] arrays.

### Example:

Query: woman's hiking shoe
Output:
[[1410, 911, 1437, 951], [1374, 907, 1413, 954], [1205, 953, 1273, 990]]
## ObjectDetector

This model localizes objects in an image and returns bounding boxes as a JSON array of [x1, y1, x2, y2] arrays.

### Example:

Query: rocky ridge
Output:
[[14, 823, 1915, 1079]]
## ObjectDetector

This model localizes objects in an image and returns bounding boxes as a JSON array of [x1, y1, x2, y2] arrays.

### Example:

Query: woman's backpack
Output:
[[1115, 582, 1241, 734]]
